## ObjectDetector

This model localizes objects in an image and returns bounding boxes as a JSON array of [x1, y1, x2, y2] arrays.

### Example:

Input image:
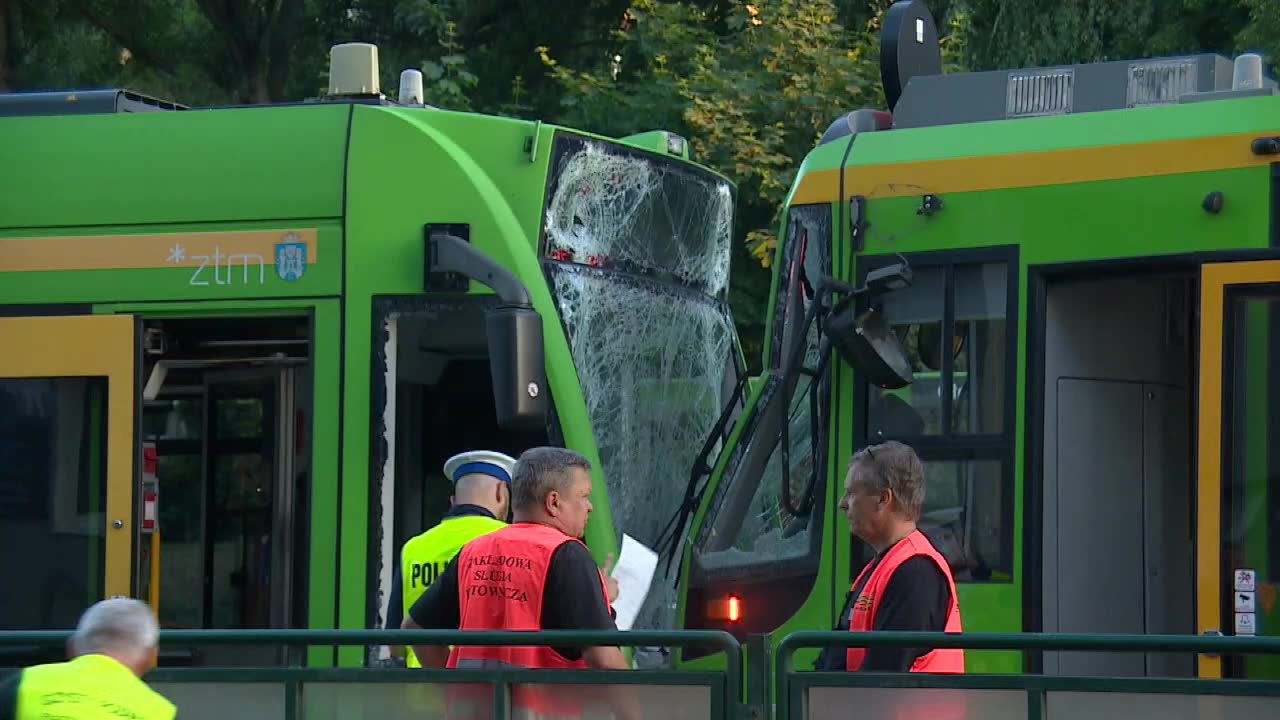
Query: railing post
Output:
[[284, 643, 300, 720], [743, 634, 770, 720], [774, 634, 795, 720], [493, 666, 508, 720], [1026, 688, 1045, 720]]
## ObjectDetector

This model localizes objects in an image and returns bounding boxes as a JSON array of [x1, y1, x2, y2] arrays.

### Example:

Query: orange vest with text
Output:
[[446, 522, 611, 719], [846, 529, 965, 674]]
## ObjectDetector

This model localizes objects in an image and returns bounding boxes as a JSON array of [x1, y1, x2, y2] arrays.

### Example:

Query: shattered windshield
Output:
[[542, 133, 738, 632]]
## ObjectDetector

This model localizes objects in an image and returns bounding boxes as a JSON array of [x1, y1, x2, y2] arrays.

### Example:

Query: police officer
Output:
[[818, 441, 964, 674], [386, 450, 516, 667], [403, 446, 638, 720], [0, 598, 176, 720]]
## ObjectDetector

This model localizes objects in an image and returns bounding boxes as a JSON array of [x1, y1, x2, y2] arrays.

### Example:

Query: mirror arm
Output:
[[426, 230, 534, 307]]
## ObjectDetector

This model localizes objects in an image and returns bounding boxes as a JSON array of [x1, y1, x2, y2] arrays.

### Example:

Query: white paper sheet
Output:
[[610, 534, 658, 631]]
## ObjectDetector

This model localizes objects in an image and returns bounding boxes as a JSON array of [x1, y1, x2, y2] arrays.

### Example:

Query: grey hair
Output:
[[511, 447, 592, 510], [71, 598, 159, 658], [848, 440, 926, 520]]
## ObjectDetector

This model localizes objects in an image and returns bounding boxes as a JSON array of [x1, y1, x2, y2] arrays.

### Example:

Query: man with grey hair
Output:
[[404, 446, 639, 720], [818, 440, 964, 674], [0, 598, 176, 720]]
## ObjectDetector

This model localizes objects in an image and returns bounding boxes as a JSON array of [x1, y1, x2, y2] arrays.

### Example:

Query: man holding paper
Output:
[[403, 446, 639, 720]]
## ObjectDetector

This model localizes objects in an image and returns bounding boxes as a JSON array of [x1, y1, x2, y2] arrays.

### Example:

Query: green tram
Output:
[[4, 0, 1280, 691], [673, 0, 1280, 683], [0, 42, 778, 669]]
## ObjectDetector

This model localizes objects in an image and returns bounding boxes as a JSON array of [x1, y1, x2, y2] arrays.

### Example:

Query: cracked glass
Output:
[[542, 134, 739, 633]]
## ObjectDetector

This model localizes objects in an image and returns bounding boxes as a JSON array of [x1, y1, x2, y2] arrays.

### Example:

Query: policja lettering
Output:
[[409, 561, 441, 588]]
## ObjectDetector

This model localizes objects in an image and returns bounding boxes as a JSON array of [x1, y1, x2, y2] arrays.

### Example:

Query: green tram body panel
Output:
[[675, 72, 1280, 682], [0, 96, 738, 670]]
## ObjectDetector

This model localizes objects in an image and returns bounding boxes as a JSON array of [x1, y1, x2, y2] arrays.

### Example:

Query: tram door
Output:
[[0, 315, 137, 667], [1196, 260, 1280, 680], [141, 367, 301, 666], [135, 316, 310, 667]]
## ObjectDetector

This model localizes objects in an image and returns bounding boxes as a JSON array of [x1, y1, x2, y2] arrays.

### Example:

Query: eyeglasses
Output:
[[854, 445, 890, 495]]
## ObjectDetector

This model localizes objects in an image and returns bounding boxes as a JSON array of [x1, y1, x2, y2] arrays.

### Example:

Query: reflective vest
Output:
[[846, 529, 965, 674], [16, 654, 175, 720], [446, 522, 612, 720], [401, 513, 506, 668]]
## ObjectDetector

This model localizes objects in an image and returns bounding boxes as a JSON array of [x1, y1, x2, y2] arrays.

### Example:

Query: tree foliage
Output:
[[955, 0, 1276, 74]]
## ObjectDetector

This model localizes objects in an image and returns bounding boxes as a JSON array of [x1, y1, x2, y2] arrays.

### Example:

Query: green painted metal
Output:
[[680, 56, 1280, 689], [787, 95, 1280, 182], [0, 106, 349, 229], [2, 89, 728, 675]]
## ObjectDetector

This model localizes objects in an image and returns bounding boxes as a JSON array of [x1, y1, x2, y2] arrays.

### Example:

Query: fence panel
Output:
[[776, 631, 1280, 720], [0, 629, 739, 720]]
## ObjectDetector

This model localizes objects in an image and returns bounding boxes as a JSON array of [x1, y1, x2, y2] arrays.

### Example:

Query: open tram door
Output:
[[0, 315, 138, 664], [1197, 260, 1280, 680]]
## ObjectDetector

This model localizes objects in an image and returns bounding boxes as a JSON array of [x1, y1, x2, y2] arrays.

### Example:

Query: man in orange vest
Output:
[[820, 440, 964, 674], [403, 446, 637, 720]]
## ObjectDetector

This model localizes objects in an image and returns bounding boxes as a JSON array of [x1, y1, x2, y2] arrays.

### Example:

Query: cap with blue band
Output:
[[453, 461, 511, 484], [443, 450, 517, 485]]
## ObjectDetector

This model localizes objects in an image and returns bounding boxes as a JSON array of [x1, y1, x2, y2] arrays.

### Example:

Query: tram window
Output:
[[143, 398, 201, 440], [867, 267, 945, 436], [0, 377, 108, 632], [918, 459, 1009, 581], [688, 205, 831, 637], [858, 252, 1016, 584], [951, 264, 1007, 435], [867, 262, 1007, 439], [216, 398, 266, 439]]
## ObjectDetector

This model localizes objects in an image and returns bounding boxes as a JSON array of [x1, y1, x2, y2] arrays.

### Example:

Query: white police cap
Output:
[[443, 450, 517, 485]]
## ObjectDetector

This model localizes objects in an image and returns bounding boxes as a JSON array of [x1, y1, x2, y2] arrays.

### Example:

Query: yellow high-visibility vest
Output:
[[16, 654, 175, 720], [401, 513, 506, 667]]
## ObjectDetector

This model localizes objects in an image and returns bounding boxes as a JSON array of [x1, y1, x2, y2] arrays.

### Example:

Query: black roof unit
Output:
[[0, 89, 186, 118]]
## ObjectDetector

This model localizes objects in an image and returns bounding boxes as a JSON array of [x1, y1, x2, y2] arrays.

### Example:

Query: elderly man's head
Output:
[[838, 441, 926, 549], [510, 447, 594, 538], [69, 598, 161, 676]]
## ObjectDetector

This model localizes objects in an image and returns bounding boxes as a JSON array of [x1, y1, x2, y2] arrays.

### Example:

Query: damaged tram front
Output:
[[0, 71, 754, 668], [374, 130, 749, 650]]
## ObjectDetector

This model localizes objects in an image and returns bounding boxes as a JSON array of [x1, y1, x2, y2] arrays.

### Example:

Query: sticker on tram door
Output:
[[1236, 591, 1257, 613], [1235, 612, 1257, 636], [1235, 569, 1257, 592]]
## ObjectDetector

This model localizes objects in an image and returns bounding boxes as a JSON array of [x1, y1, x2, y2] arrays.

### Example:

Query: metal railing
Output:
[[776, 631, 1280, 720], [9, 628, 1280, 719], [1, 629, 741, 720]]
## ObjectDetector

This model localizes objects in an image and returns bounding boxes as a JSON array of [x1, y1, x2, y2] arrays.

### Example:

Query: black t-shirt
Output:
[[815, 542, 952, 672], [408, 537, 616, 661], [0, 671, 17, 720]]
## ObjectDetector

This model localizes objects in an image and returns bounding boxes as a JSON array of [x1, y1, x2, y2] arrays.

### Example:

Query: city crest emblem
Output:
[[275, 234, 307, 281]]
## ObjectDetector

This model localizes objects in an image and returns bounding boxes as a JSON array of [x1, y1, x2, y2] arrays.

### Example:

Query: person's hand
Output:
[[602, 553, 620, 604]]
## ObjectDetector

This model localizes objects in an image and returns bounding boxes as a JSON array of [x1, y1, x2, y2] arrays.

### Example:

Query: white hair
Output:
[[72, 598, 159, 659]]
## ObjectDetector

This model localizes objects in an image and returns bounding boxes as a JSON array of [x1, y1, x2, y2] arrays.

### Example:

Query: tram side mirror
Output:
[[822, 262, 914, 389], [425, 226, 550, 431], [485, 305, 549, 430]]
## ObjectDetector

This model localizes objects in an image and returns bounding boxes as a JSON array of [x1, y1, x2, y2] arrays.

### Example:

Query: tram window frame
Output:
[[852, 246, 1018, 584]]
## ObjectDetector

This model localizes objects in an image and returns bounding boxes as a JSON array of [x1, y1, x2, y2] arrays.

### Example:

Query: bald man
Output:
[[385, 450, 515, 667]]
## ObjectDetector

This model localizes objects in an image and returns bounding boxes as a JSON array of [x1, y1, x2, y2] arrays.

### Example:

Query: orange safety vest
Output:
[[446, 522, 611, 720], [846, 529, 965, 673]]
